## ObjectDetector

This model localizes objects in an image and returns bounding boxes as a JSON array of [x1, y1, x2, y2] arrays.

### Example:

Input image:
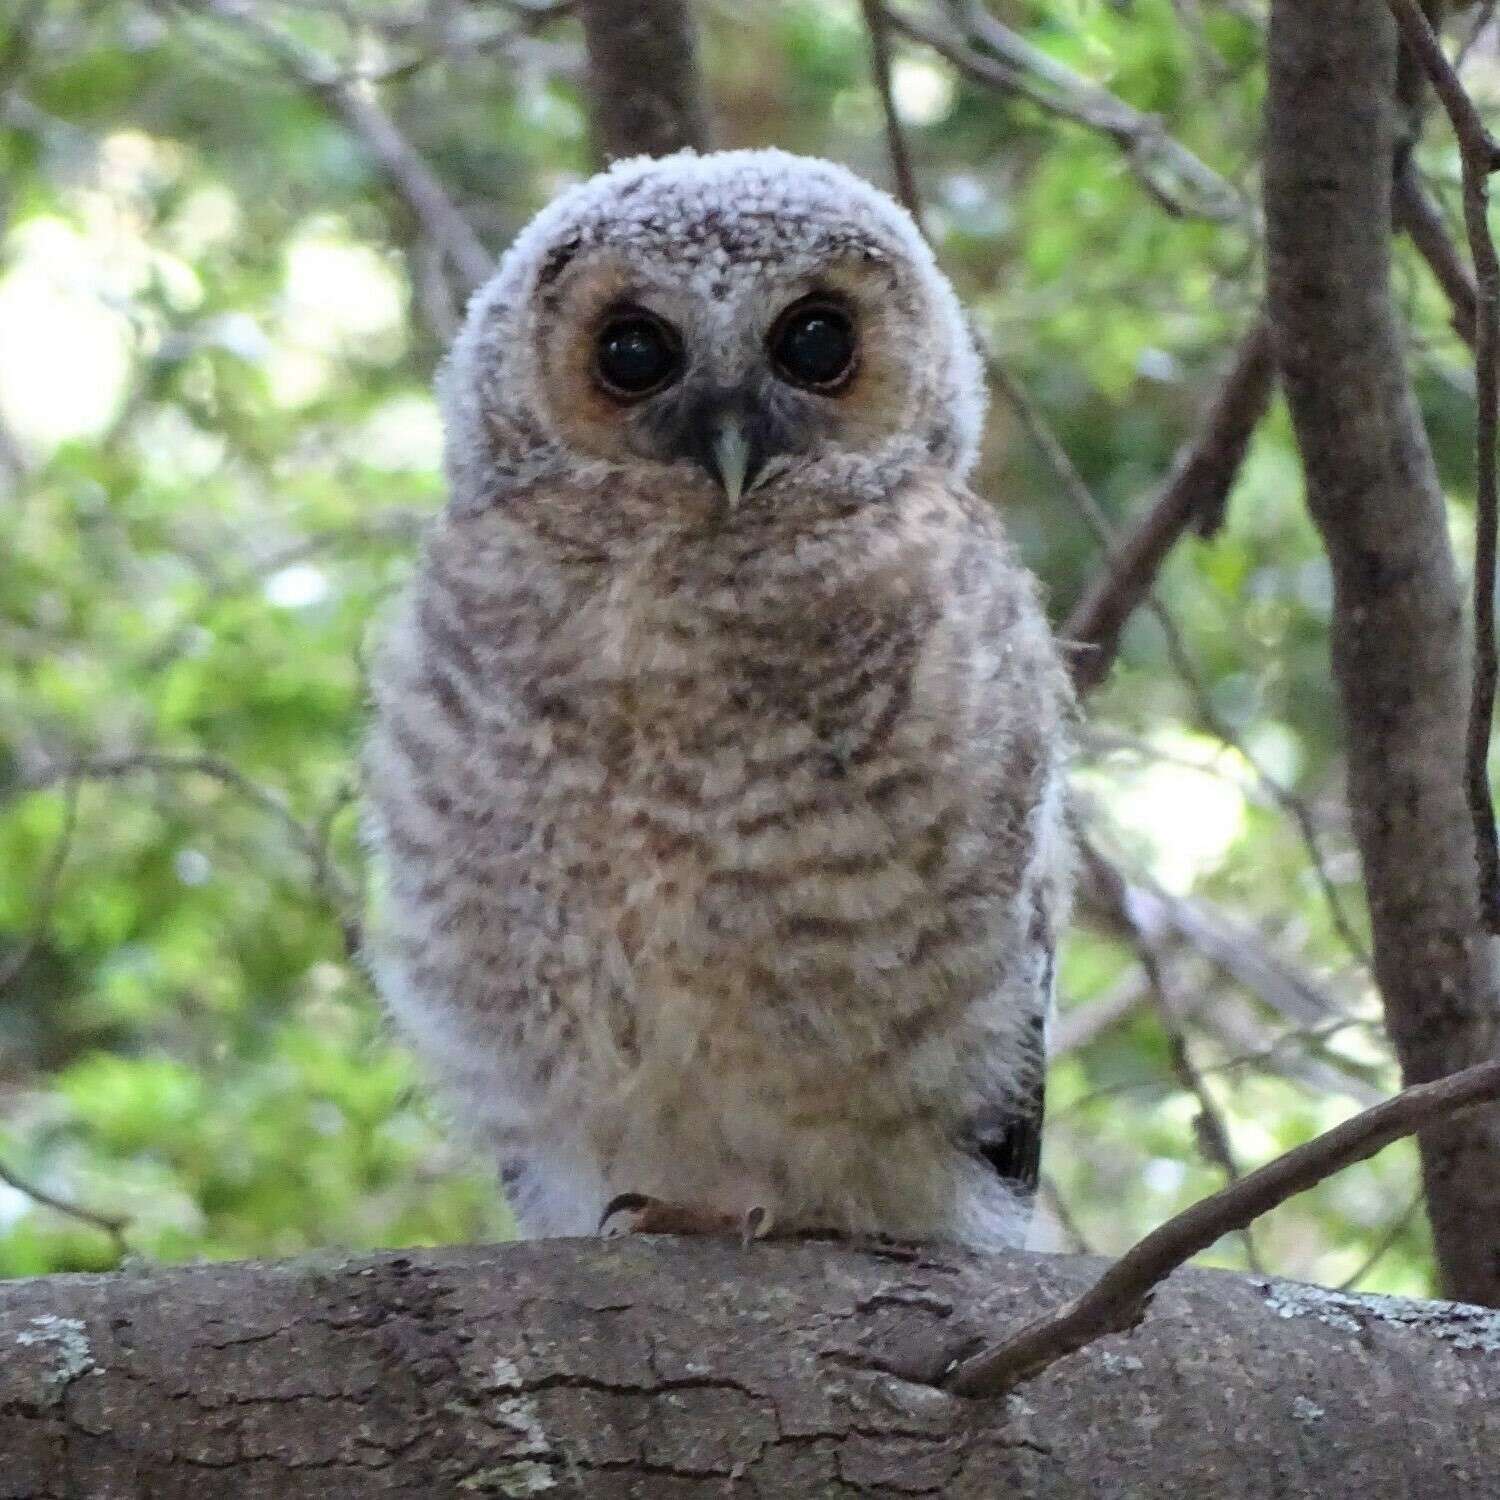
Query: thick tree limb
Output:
[[948, 1058, 1500, 1395], [1062, 318, 1275, 694], [4, 1236, 1500, 1496], [575, 0, 710, 161], [1266, 0, 1500, 1305]]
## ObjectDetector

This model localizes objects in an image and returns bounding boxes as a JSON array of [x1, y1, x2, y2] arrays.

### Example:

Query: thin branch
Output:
[[188, 0, 493, 296], [0, 775, 79, 995], [1063, 318, 1274, 693], [1081, 841, 1262, 1269], [1457, 0, 1499, 67], [1336, 1186, 1424, 1291], [859, 0, 927, 233], [991, 352, 1369, 962], [22, 753, 362, 960], [1394, 153, 1478, 344], [888, 1, 1241, 221], [1038, 1177, 1091, 1254], [947, 1059, 1500, 1397], [0, 1158, 129, 1259], [1388, 0, 1500, 932]]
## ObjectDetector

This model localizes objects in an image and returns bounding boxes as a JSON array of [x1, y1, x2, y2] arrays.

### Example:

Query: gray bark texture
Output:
[[1265, 0, 1500, 1304], [3, 1238, 1500, 1498], [576, 0, 711, 162]]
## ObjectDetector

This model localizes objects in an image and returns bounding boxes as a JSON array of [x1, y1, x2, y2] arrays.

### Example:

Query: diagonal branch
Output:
[[888, 0, 1242, 221], [0, 1157, 128, 1259], [859, 0, 927, 232], [991, 351, 1368, 961], [1394, 153, 1479, 344], [1063, 318, 1274, 694], [947, 1058, 1500, 1396], [190, 0, 493, 296]]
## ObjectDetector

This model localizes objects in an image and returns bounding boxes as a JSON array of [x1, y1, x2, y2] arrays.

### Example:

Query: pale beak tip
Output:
[[711, 423, 751, 509]]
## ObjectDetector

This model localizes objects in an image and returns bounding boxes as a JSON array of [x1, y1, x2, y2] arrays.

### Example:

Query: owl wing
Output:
[[968, 906, 1054, 1197], [948, 490, 1070, 1202]]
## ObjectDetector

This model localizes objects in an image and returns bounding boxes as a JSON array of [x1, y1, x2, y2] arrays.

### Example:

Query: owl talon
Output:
[[741, 1204, 774, 1246], [598, 1193, 771, 1241]]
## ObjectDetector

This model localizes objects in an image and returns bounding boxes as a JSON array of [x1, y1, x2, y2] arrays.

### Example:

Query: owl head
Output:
[[441, 149, 986, 543]]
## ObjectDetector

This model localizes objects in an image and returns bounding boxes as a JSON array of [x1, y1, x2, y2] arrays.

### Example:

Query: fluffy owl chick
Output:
[[364, 149, 1072, 1250]]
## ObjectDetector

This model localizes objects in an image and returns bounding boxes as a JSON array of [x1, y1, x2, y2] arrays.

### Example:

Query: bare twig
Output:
[[1388, 0, 1500, 932], [1038, 1177, 1091, 1254], [1063, 319, 1274, 693], [991, 352, 1369, 962], [948, 1059, 1500, 1397], [0, 775, 79, 995], [22, 753, 362, 959], [1336, 1186, 1424, 1291], [1458, 0, 1499, 66], [188, 0, 493, 296], [859, 0, 926, 233], [1394, 153, 1478, 345], [1081, 842, 1261, 1268], [0, 1158, 128, 1258], [888, 1, 1241, 221]]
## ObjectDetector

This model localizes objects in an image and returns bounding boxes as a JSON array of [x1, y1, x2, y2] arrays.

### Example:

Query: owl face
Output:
[[441, 150, 986, 541]]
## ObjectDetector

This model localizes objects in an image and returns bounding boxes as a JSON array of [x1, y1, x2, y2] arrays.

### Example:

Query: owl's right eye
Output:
[[594, 312, 683, 399]]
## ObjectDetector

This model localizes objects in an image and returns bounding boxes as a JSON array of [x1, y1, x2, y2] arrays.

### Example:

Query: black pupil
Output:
[[775, 308, 854, 387], [597, 318, 676, 394]]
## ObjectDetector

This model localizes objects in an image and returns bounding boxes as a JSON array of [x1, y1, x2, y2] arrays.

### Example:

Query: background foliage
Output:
[[1, 0, 1487, 1292]]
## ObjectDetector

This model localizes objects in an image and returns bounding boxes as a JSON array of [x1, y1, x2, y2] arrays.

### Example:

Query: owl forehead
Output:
[[523, 154, 923, 307]]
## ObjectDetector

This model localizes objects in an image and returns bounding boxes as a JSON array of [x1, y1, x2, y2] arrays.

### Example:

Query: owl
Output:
[[364, 149, 1072, 1251]]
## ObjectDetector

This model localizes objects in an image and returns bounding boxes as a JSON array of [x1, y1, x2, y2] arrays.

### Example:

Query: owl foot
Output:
[[599, 1194, 774, 1246]]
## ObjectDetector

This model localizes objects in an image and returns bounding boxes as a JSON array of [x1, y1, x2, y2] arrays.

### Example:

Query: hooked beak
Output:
[[683, 397, 771, 517], [708, 416, 752, 509]]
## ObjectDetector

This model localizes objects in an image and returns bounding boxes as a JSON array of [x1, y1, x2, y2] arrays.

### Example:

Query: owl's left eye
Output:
[[594, 312, 683, 399], [769, 299, 857, 392]]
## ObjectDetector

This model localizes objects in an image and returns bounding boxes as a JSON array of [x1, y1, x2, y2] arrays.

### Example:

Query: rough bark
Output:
[[575, 0, 711, 162], [3, 1239, 1500, 1498], [1264, 0, 1500, 1304]]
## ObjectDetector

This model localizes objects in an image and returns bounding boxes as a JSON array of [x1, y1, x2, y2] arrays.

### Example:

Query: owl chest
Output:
[[477, 623, 976, 1011]]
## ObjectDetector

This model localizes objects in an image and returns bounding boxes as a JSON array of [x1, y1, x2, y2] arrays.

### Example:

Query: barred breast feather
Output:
[[365, 469, 1071, 1248]]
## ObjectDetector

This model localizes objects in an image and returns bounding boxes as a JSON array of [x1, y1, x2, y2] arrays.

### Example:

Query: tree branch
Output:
[[5, 1234, 1500, 1492], [574, 0, 710, 161], [947, 1059, 1500, 1396], [0, 1157, 128, 1259], [1266, 0, 1500, 1305], [191, 0, 494, 297], [889, 0, 1242, 221], [860, 0, 927, 233], [1388, 0, 1500, 932], [1395, 153, 1478, 345], [993, 352, 1368, 961], [1062, 318, 1274, 694]]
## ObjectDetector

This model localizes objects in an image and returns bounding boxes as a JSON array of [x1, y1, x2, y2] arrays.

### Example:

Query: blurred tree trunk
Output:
[[4, 1239, 1499, 1497], [1265, 0, 1500, 1305], [576, 0, 711, 162]]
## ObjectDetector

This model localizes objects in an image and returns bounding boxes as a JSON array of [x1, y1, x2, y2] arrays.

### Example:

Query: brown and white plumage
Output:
[[364, 150, 1072, 1249]]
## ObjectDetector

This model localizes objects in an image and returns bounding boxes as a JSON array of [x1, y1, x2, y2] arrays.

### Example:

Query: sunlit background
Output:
[[3, 0, 1492, 1292]]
